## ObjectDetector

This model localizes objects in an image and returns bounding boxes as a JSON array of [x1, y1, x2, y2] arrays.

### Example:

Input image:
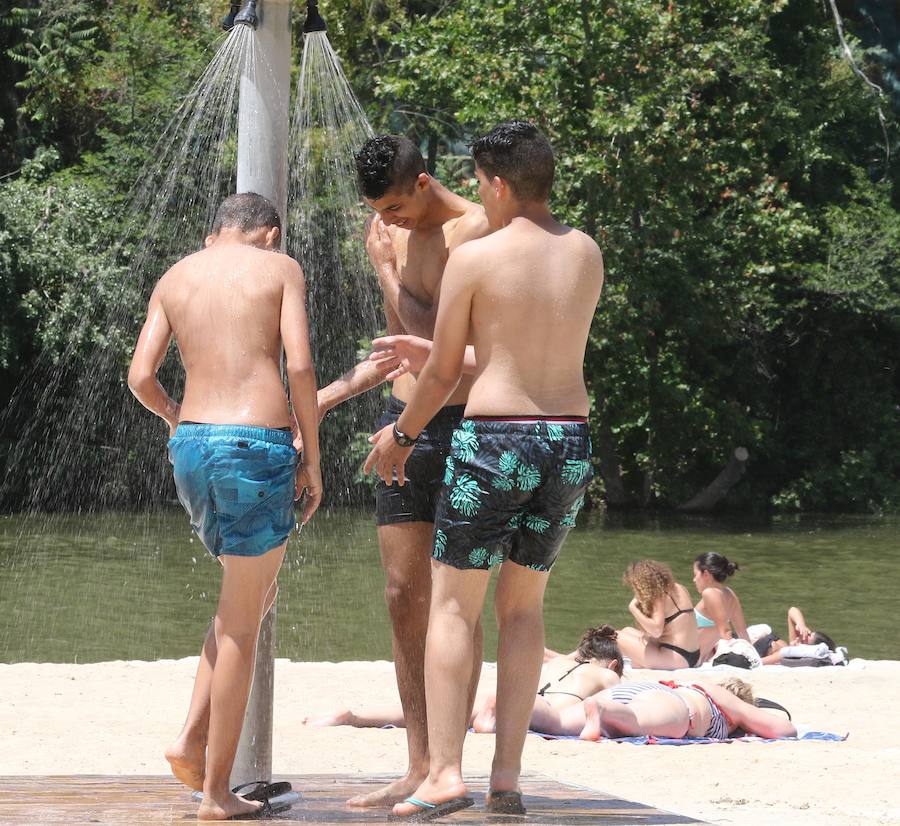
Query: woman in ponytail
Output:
[[692, 551, 750, 662]]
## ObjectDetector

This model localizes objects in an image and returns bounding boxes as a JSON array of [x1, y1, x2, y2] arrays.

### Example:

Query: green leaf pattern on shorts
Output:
[[526, 562, 549, 572], [516, 463, 541, 492], [562, 458, 591, 486], [488, 551, 504, 567], [450, 472, 483, 516], [452, 420, 480, 462], [468, 546, 489, 567], [546, 424, 565, 442], [560, 494, 585, 528], [492, 474, 514, 491], [498, 451, 519, 475], [443, 456, 455, 486], [508, 509, 527, 529], [524, 514, 551, 534], [433, 529, 447, 559]]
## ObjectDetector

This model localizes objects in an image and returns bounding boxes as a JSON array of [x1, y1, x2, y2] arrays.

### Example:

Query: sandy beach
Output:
[[1, 657, 898, 825]]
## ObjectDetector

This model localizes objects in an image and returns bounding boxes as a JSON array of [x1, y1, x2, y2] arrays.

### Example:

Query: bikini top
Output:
[[694, 608, 716, 628], [664, 592, 693, 625], [537, 660, 589, 701]]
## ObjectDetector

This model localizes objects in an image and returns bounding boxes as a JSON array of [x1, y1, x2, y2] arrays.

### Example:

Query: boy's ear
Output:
[[415, 172, 430, 191], [204, 233, 217, 248], [265, 225, 281, 249]]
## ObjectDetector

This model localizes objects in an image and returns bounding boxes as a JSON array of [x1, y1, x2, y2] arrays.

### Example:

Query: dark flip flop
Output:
[[389, 795, 475, 822], [232, 780, 294, 802], [486, 790, 526, 816], [228, 797, 293, 820]]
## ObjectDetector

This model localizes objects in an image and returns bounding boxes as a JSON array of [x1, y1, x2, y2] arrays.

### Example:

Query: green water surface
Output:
[[0, 507, 897, 663]]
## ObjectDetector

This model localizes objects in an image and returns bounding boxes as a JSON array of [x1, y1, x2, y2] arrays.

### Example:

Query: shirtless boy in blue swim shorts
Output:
[[128, 193, 321, 822], [366, 122, 604, 820]]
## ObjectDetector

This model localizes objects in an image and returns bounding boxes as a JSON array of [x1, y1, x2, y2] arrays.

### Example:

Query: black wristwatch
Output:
[[392, 423, 418, 447]]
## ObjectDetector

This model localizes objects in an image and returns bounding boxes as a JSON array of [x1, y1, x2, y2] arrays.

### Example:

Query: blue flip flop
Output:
[[390, 795, 475, 822]]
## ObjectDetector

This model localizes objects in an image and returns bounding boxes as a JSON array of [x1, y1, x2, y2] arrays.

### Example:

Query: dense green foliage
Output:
[[1, 0, 898, 512]]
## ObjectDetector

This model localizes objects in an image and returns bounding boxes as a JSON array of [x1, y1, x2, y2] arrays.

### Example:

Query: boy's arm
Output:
[[364, 246, 477, 484], [127, 281, 180, 435], [369, 335, 477, 378], [281, 260, 322, 524]]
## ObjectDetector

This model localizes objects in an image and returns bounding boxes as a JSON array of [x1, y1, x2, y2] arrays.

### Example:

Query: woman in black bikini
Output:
[[302, 626, 623, 731], [615, 560, 701, 669]]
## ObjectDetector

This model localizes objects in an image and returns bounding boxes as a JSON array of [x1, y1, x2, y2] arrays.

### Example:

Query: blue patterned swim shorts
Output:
[[167, 423, 297, 558], [432, 418, 593, 572]]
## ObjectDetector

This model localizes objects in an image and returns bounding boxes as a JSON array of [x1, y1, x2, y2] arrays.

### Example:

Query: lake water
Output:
[[0, 507, 897, 663]]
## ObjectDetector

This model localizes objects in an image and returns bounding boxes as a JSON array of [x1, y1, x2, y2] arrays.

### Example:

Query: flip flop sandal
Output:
[[232, 780, 294, 803], [389, 795, 475, 822], [228, 796, 293, 820]]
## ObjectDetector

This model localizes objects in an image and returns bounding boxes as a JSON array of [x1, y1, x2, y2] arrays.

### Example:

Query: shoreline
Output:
[[1, 658, 899, 825]]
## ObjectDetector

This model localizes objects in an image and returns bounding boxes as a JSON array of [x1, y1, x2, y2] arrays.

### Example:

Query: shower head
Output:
[[303, 1, 327, 33], [221, 2, 241, 30], [234, 0, 259, 29]]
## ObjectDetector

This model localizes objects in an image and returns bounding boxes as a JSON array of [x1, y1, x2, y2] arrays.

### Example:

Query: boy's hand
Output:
[[364, 423, 414, 485], [365, 216, 397, 276], [370, 335, 431, 378], [296, 463, 323, 524]]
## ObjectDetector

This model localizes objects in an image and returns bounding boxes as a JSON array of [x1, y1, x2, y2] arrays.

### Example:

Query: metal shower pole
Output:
[[231, 0, 292, 788]]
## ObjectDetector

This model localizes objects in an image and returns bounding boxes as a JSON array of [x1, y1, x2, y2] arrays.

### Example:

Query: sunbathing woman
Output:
[[754, 606, 838, 664], [528, 677, 796, 741], [615, 560, 701, 669], [303, 625, 623, 731], [692, 551, 750, 662]]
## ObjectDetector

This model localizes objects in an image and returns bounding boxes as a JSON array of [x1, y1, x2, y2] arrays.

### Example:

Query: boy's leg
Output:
[[489, 562, 549, 793], [198, 544, 286, 822], [392, 563, 491, 817], [165, 578, 278, 790], [347, 522, 432, 807]]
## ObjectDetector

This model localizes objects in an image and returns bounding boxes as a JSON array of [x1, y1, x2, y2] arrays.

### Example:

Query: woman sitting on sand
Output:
[[304, 625, 623, 731], [692, 551, 750, 662], [615, 560, 701, 669], [754, 606, 839, 665], [529, 677, 796, 741]]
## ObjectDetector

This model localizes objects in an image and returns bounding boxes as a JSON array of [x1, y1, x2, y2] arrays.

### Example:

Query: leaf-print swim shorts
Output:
[[432, 417, 593, 572]]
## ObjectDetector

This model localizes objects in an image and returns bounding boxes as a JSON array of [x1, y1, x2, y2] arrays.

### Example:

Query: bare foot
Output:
[[302, 709, 356, 727], [472, 696, 497, 733], [391, 776, 470, 819], [579, 698, 604, 741], [164, 739, 205, 791], [197, 789, 262, 821], [346, 771, 426, 808]]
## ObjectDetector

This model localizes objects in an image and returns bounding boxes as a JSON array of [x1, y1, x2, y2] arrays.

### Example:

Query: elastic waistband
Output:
[[172, 423, 294, 447], [469, 415, 588, 423], [386, 395, 467, 422]]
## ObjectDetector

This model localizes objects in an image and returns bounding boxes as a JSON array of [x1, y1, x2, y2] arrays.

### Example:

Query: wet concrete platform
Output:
[[0, 773, 705, 824]]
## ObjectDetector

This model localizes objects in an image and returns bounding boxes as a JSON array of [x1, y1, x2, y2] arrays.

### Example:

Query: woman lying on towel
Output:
[[303, 626, 623, 730], [615, 560, 702, 669], [529, 677, 797, 741], [753, 606, 840, 665]]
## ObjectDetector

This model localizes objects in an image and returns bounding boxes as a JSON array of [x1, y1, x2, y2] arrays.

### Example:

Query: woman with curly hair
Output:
[[616, 560, 701, 669]]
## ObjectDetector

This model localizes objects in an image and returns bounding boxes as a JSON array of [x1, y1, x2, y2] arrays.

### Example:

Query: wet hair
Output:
[[694, 551, 739, 583], [812, 631, 836, 650], [576, 625, 623, 676], [720, 676, 755, 705], [623, 560, 674, 616], [470, 120, 554, 202], [211, 192, 280, 234], [354, 135, 426, 200]]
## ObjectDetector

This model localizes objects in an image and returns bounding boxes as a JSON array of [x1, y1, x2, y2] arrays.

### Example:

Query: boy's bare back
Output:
[[456, 217, 603, 417], [158, 242, 302, 428]]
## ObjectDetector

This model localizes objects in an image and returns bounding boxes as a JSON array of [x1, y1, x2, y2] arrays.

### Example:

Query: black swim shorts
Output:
[[375, 396, 466, 526], [432, 417, 593, 572]]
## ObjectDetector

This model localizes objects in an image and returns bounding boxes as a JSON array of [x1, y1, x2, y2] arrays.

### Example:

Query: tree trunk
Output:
[[678, 447, 749, 512], [595, 425, 628, 507]]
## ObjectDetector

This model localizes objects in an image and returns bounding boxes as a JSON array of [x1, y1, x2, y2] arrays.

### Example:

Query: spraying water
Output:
[[287, 29, 379, 504]]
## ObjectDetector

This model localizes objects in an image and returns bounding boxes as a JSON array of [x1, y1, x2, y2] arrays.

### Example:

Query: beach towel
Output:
[[532, 729, 848, 745]]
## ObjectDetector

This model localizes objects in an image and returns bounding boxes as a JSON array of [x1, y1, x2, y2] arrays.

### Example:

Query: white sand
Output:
[[1, 658, 898, 825]]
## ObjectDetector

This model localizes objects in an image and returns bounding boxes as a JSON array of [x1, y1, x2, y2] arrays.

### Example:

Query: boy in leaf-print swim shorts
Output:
[[434, 418, 593, 571]]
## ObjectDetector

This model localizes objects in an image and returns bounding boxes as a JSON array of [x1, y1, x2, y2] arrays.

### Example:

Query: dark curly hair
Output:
[[354, 135, 425, 200], [470, 120, 554, 202], [576, 624, 623, 676]]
